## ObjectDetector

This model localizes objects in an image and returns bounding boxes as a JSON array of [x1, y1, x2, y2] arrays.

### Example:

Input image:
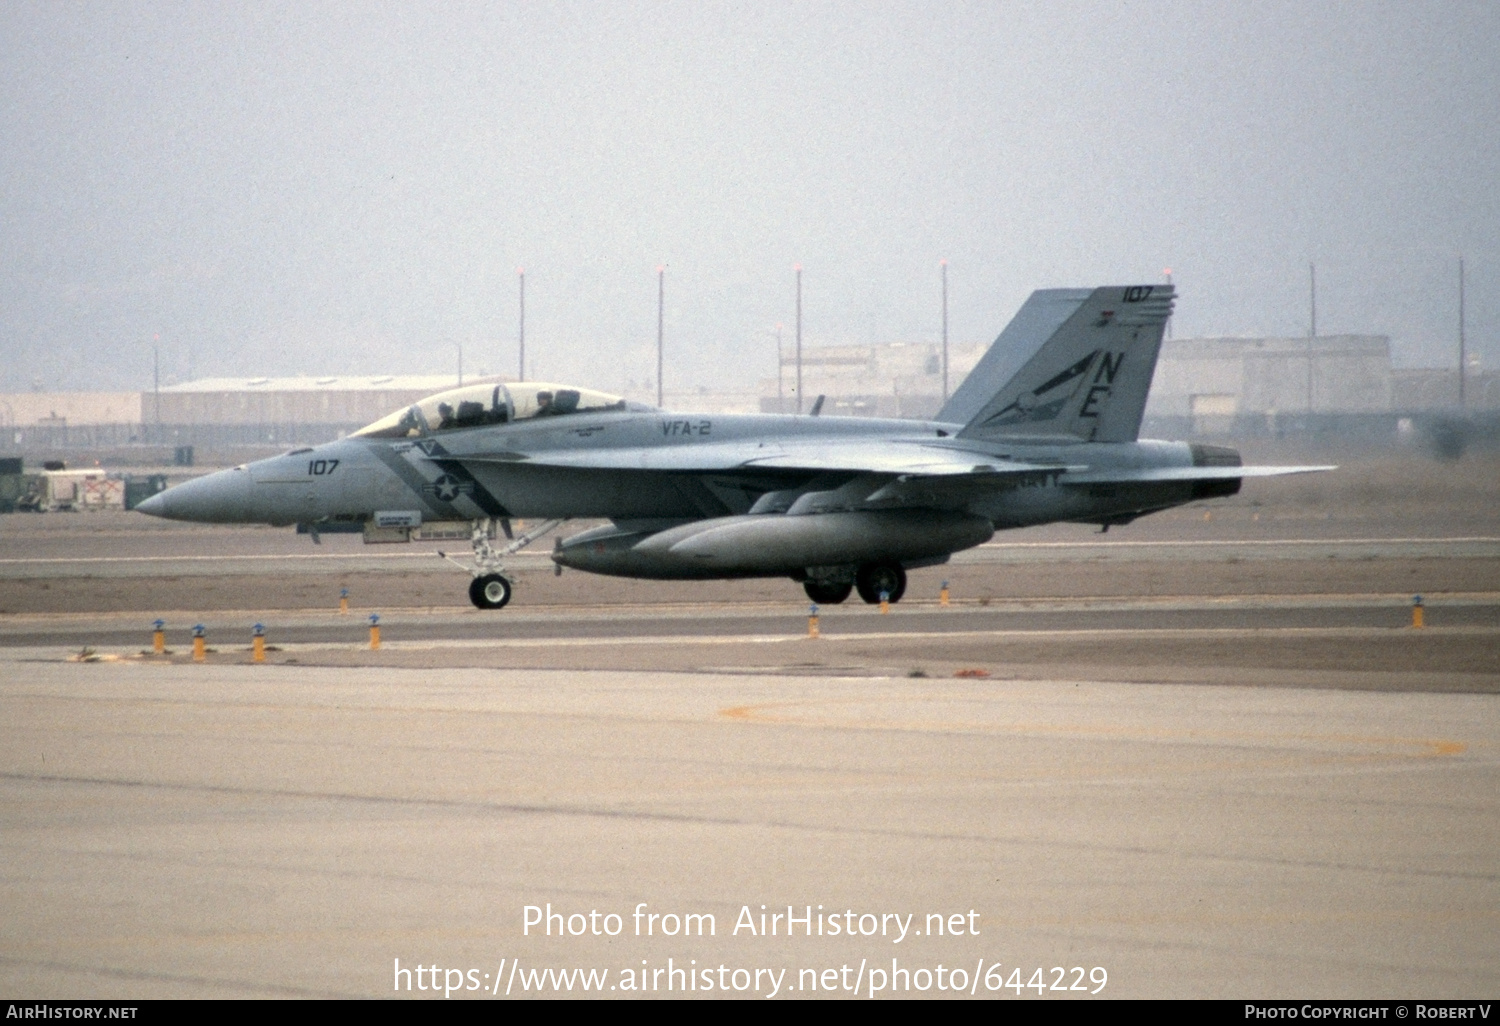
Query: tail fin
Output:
[[943, 285, 1175, 443]]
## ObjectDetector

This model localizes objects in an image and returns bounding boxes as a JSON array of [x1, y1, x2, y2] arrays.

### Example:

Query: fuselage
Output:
[[138, 406, 1225, 535]]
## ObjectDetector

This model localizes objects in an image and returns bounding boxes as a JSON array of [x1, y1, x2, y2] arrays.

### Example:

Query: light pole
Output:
[[1163, 268, 1173, 339], [1309, 262, 1317, 338], [152, 333, 160, 444], [940, 260, 949, 403], [775, 323, 784, 411], [1459, 257, 1467, 408], [656, 265, 665, 408], [758, 325, 784, 412], [794, 264, 803, 414], [1307, 263, 1317, 418], [517, 268, 526, 382]]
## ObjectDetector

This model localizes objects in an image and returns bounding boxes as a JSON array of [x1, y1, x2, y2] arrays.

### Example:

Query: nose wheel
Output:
[[855, 563, 906, 605], [469, 573, 513, 609]]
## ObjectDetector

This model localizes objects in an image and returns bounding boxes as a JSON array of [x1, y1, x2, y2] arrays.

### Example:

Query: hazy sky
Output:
[[3, 1, 1497, 394]]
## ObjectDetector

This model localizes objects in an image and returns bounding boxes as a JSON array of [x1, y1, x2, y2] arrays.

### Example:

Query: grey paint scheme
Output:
[[137, 285, 1331, 588], [937, 288, 1092, 427]]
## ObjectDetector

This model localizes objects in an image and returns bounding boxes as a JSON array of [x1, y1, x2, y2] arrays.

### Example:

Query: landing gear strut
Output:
[[437, 517, 565, 610], [855, 563, 906, 605]]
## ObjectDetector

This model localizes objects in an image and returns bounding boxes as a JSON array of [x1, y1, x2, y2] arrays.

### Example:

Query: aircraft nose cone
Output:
[[138, 468, 252, 522], [135, 491, 168, 518]]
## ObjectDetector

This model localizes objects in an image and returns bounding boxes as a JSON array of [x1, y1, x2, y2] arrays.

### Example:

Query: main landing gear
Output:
[[803, 580, 853, 604], [856, 562, 906, 604], [802, 563, 907, 606], [438, 517, 565, 610]]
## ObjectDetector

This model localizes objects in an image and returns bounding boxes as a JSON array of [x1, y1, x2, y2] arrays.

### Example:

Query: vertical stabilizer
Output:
[[938, 289, 1092, 426], [953, 284, 1174, 443]]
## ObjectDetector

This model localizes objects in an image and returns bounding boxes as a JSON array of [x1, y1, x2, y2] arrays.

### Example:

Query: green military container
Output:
[[124, 474, 169, 510], [0, 457, 25, 513]]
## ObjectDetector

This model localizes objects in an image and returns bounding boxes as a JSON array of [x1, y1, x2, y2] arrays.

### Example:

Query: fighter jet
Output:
[[137, 284, 1330, 609]]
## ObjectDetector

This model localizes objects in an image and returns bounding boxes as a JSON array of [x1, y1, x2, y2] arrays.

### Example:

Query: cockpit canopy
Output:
[[352, 382, 637, 439]]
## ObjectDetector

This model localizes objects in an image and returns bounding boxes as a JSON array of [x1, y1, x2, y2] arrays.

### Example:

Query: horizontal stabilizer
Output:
[[1061, 465, 1335, 485]]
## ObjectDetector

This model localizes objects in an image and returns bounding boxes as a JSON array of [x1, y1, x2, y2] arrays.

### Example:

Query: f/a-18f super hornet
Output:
[[138, 284, 1330, 609]]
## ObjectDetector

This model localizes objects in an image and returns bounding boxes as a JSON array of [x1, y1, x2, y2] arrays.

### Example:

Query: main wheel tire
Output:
[[855, 563, 906, 605], [469, 573, 513, 610], [803, 580, 853, 605]]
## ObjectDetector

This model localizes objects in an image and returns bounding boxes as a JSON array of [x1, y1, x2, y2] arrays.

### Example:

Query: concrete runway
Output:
[[1, 659, 1495, 998]]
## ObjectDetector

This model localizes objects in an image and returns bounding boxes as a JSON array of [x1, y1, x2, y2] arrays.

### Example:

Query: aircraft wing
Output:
[[450, 440, 1069, 478], [452, 442, 773, 472], [739, 442, 1068, 478], [442, 441, 1329, 495]]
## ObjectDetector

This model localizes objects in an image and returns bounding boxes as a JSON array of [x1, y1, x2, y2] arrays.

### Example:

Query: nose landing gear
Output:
[[438, 517, 565, 610], [469, 573, 512, 609]]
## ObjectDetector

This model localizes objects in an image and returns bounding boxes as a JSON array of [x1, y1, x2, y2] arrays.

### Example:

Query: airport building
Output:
[[1, 337, 1492, 460], [1141, 335, 1495, 437], [757, 339, 987, 419], [3, 375, 487, 451], [143, 374, 496, 445], [0, 392, 143, 449], [752, 335, 1496, 437]]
